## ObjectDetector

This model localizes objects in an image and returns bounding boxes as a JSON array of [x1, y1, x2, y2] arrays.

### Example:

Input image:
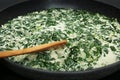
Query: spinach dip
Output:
[[0, 9, 120, 71]]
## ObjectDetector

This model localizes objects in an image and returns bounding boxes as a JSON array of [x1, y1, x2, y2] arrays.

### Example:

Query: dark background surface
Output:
[[0, 0, 120, 80]]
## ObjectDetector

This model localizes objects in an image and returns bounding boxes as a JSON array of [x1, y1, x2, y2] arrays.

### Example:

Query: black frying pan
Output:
[[0, 0, 120, 80]]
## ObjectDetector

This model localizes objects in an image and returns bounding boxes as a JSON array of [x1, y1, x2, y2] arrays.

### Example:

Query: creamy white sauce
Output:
[[0, 9, 120, 71]]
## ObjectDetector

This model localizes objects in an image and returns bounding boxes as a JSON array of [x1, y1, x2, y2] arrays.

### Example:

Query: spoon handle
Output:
[[0, 40, 67, 58]]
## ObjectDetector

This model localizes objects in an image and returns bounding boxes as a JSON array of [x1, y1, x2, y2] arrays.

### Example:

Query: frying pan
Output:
[[0, 0, 120, 80]]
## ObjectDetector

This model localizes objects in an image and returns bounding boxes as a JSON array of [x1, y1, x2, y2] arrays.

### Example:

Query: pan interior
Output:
[[0, 0, 120, 72], [0, 0, 120, 24]]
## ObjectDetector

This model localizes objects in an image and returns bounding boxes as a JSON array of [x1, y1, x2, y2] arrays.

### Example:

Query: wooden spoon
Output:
[[0, 40, 67, 58]]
